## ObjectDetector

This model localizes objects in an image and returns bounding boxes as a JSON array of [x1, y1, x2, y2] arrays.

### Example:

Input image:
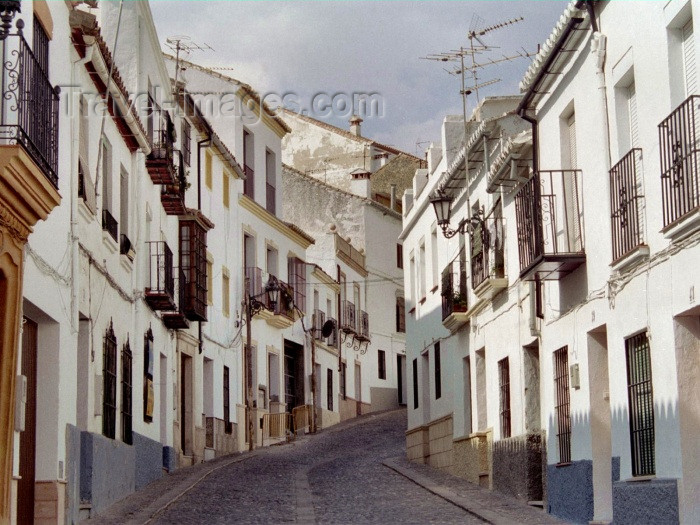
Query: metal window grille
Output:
[[434, 343, 441, 400], [658, 95, 700, 227], [180, 220, 208, 321], [182, 120, 191, 166], [626, 332, 655, 476], [413, 359, 419, 409], [396, 296, 406, 333], [441, 261, 467, 320], [121, 339, 133, 445], [499, 357, 511, 439], [340, 362, 346, 399], [553, 347, 571, 463], [397, 243, 403, 269], [33, 18, 49, 76], [224, 366, 232, 434], [143, 329, 154, 422], [378, 350, 386, 380], [327, 368, 334, 411], [102, 321, 117, 439], [288, 257, 307, 313], [610, 149, 645, 261]]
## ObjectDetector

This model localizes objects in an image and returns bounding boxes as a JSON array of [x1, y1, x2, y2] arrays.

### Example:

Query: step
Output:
[[528, 500, 544, 509]]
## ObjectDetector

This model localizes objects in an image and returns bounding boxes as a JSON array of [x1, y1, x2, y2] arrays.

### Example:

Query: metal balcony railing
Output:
[[441, 261, 467, 321], [341, 300, 356, 333], [358, 310, 369, 339], [148, 102, 174, 161], [514, 171, 585, 277], [470, 217, 506, 290], [335, 234, 366, 270], [0, 32, 60, 187], [326, 317, 338, 346], [161, 150, 187, 215], [244, 165, 255, 199], [245, 266, 264, 300], [658, 95, 700, 227], [313, 309, 325, 340], [610, 148, 645, 262], [145, 241, 175, 310], [274, 280, 295, 319], [102, 209, 118, 243]]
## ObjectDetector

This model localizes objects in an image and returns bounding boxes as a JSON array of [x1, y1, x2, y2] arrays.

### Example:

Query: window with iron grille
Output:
[[396, 296, 405, 333], [224, 366, 232, 434], [498, 357, 511, 439], [33, 18, 49, 76], [327, 368, 334, 411], [121, 339, 133, 445], [553, 347, 571, 463], [102, 321, 117, 439], [413, 358, 419, 409], [378, 350, 386, 380], [340, 362, 347, 400], [626, 332, 655, 476], [434, 342, 441, 400], [182, 120, 191, 166], [397, 243, 403, 269], [143, 329, 154, 422], [180, 219, 208, 321], [287, 257, 307, 313], [610, 149, 645, 262]]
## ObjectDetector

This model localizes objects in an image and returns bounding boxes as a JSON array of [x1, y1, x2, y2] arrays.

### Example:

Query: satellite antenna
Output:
[[321, 320, 335, 338], [165, 35, 214, 97]]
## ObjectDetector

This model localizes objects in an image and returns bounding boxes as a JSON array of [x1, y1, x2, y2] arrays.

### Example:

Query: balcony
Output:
[[244, 165, 254, 200], [102, 209, 118, 243], [161, 151, 187, 215], [180, 217, 209, 322], [471, 217, 507, 300], [146, 105, 176, 185], [659, 95, 700, 237], [0, 33, 60, 188], [326, 317, 338, 346], [442, 261, 469, 333], [313, 309, 326, 341], [246, 266, 274, 322], [356, 310, 370, 342], [610, 148, 648, 268], [340, 300, 356, 333], [268, 280, 295, 329], [162, 269, 190, 330], [145, 241, 176, 311], [514, 171, 585, 281]]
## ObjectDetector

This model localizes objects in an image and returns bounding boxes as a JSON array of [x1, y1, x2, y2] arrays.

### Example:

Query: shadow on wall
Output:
[[492, 432, 545, 502]]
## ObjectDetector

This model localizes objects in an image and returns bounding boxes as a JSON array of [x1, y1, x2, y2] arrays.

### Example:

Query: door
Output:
[[18, 317, 38, 524], [355, 363, 361, 415], [180, 354, 193, 456], [397, 355, 407, 405]]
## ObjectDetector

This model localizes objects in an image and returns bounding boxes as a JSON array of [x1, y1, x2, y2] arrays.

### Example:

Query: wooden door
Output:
[[18, 317, 37, 524]]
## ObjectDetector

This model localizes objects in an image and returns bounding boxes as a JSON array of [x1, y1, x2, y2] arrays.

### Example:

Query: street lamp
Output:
[[0, 0, 20, 40], [430, 189, 485, 238], [244, 274, 281, 451]]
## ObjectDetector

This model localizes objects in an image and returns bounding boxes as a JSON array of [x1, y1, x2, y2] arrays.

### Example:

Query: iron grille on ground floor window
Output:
[[553, 347, 571, 463], [434, 343, 442, 399], [626, 332, 655, 476], [396, 296, 405, 333], [413, 359, 419, 409], [499, 357, 511, 439], [340, 362, 346, 400], [121, 339, 133, 445], [327, 368, 334, 411], [103, 320, 117, 440], [224, 366, 232, 434], [378, 350, 386, 380]]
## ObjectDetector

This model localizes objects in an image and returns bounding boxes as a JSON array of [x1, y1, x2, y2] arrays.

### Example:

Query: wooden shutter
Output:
[[567, 114, 577, 169], [683, 19, 697, 97]]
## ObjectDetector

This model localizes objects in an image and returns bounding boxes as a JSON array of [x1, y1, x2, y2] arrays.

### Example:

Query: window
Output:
[[412, 358, 419, 409], [205, 151, 212, 189], [119, 166, 129, 248], [101, 137, 114, 222], [288, 257, 307, 313], [397, 243, 403, 269], [626, 332, 655, 476], [499, 357, 511, 439], [206, 253, 213, 306], [33, 18, 49, 75], [222, 267, 230, 317], [180, 219, 209, 321], [223, 170, 230, 208], [378, 350, 386, 380], [102, 321, 117, 439], [266, 149, 276, 215], [434, 342, 441, 399], [553, 347, 571, 463], [143, 328, 154, 422], [419, 242, 426, 299], [182, 120, 192, 166], [565, 112, 577, 169], [224, 366, 232, 434], [243, 129, 254, 199], [121, 338, 133, 445], [431, 227, 439, 289], [266, 245, 278, 277], [327, 368, 334, 411], [340, 362, 346, 400], [409, 254, 416, 304], [396, 296, 405, 333], [683, 18, 697, 97]]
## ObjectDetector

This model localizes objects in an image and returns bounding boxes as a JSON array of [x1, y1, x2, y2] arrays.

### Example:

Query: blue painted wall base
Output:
[[547, 460, 593, 524], [613, 478, 679, 525]]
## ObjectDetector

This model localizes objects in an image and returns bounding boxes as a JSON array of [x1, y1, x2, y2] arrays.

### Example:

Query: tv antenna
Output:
[[165, 35, 214, 96]]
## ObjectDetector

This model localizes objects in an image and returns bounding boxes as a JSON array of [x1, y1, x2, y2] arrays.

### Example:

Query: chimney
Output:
[[349, 115, 363, 137], [427, 142, 442, 174], [350, 169, 371, 198], [390, 184, 397, 211]]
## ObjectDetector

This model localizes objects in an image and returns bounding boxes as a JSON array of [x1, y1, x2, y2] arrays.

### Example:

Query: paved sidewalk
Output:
[[383, 456, 567, 525]]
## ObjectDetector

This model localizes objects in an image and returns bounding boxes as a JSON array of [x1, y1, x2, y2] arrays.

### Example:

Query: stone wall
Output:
[[492, 432, 544, 502], [205, 417, 238, 457], [546, 459, 593, 523], [612, 478, 679, 525], [427, 416, 453, 470], [133, 432, 164, 490], [451, 431, 492, 488], [406, 427, 429, 464], [369, 386, 400, 413]]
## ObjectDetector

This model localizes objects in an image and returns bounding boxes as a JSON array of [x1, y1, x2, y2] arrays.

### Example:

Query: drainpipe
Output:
[[196, 137, 211, 354], [592, 31, 611, 170]]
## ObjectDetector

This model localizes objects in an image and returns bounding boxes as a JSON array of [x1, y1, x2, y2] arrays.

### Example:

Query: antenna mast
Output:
[[165, 35, 214, 98]]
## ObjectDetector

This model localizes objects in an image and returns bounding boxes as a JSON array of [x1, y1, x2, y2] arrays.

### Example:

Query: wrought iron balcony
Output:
[[180, 218, 208, 322], [273, 280, 295, 321], [243, 165, 254, 199], [162, 269, 190, 330], [313, 309, 326, 341], [102, 209, 118, 243], [245, 266, 265, 302], [161, 150, 186, 215], [610, 148, 646, 263], [356, 310, 370, 341], [326, 317, 338, 346], [471, 217, 506, 296], [658, 95, 700, 228], [145, 241, 175, 311], [0, 31, 60, 188], [441, 261, 468, 321], [514, 171, 585, 280], [340, 300, 356, 333], [146, 104, 176, 184]]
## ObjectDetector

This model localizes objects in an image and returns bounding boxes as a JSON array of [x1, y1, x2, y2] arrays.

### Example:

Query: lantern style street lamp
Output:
[[0, 0, 20, 40], [430, 189, 485, 238]]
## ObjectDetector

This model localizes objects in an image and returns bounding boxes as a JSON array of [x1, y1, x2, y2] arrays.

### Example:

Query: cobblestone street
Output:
[[92, 409, 563, 524]]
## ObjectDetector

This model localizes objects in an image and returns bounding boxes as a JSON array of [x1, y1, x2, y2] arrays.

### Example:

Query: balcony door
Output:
[[18, 317, 38, 523]]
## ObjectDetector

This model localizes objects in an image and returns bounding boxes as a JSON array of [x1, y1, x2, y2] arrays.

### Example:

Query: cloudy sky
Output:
[[150, 1, 567, 154]]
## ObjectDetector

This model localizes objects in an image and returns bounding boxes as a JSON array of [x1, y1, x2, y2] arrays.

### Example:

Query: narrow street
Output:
[[92, 409, 563, 524]]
